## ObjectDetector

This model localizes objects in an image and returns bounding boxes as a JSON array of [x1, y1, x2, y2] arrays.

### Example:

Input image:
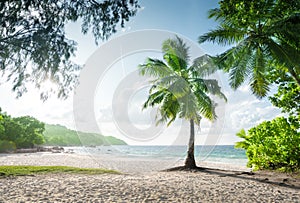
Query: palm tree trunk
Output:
[[184, 119, 197, 168]]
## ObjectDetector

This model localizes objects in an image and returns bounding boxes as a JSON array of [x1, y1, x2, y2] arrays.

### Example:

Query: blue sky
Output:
[[0, 0, 282, 145]]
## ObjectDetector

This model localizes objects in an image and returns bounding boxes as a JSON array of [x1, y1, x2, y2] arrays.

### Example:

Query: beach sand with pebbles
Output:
[[0, 152, 299, 202]]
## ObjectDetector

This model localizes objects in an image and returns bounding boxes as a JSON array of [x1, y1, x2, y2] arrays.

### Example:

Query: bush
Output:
[[235, 117, 300, 172], [0, 140, 16, 153]]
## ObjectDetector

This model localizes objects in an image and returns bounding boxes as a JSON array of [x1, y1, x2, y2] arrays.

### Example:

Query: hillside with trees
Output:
[[43, 124, 127, 146], [0, 109, 127, 152]]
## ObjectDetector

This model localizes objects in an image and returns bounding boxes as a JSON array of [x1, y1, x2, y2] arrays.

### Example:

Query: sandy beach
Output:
[[0, 152, 299, 202], [0, 151, 249, 173]]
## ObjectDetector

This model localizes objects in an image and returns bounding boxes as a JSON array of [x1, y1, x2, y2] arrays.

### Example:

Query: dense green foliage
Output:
[[268, 72, 300, 118], [200, 0, 300, 172], [199, 0, 300, 172], [138, 36, 226, 168], [0, 165, 119, 177], [43, 124, 127, 146], [0, 109, 45, 151], [236, 117, 300, 171], [236, 72, 300, 171], [0, 0, 140, 99], [199, 0, 300, 97]]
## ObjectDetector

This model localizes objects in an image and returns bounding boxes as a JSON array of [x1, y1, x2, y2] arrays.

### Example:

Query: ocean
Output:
[[66, 145, 248, 167]]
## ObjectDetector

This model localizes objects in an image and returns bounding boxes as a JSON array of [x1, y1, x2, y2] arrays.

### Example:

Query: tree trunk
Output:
[[184, 119, 197, 169]]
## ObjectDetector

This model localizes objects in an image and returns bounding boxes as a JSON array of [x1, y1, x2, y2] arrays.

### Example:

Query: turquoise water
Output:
[[68, 145, 248, 167]]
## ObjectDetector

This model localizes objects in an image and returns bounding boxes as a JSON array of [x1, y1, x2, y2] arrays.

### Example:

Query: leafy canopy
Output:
[[139, 36, 226, 126], [0, 0, 140, 99], [199, 0, 300, 98], [0, 109, 45, 149]]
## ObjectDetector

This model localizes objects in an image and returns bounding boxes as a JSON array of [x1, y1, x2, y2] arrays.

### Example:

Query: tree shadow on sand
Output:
[[163, 166, 300, 190]]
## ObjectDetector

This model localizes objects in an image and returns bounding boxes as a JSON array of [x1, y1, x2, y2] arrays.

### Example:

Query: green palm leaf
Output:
[[249, 47, 270, 98], [190, 54, 219, 77], [198, 1, 300, 96], [198, 26, 246, 46], [162, 36, 189, 71], [203, 79, 227, 102], [138, 36, 226, 125], [138, 58, 171, 78]]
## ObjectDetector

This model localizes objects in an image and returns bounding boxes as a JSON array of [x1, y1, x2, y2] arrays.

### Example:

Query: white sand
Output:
[[0, 152, 249, 173], [0, 152, 299, 202]]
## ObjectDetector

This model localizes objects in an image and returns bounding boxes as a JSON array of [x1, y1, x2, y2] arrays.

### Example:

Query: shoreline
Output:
[[0, 151, 249, 173]]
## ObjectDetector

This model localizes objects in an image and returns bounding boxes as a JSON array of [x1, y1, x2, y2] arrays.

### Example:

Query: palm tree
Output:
[[138, 36, 227, 169], [198, 0, 300, 98]]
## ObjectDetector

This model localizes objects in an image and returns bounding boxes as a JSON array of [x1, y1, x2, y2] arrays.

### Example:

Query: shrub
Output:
[[235, 117, 300, 172], [0, 140, 16, 153]]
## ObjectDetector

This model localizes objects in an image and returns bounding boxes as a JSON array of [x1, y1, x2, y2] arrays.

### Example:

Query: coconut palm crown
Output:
[[138, 36, 227, 169], [198, 0, 300, 98]]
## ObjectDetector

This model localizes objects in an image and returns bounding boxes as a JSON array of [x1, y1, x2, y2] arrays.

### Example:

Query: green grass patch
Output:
[[0, 165, 119, 177]]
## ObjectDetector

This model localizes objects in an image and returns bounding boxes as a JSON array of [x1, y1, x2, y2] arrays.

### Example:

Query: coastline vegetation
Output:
[[236, 117, 300, 172], [43, 124, 127, 146], [0, 111, 45, 151], [0, 109, 127, 153], [199, 0, 300, 172]]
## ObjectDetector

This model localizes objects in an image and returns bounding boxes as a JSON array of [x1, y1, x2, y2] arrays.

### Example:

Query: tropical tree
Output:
[[0, 0, 140, 99], [14, 116, 45, 148], [198, 0, 300, 98], [138, 36, 226, 169], [0, 109, 45, 149]]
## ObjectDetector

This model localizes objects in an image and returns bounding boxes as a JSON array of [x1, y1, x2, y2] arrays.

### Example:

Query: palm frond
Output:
[[229, 67, 246, 90], [208, 8, 223, 21], [265, 40, 300, 85], [155, 75, 180, 88], [198, 26, 246, 46], [157, 92, 180, 126], [162, 36, 189, 71], [190, 54, 219, 77], [223, 37, 255, 89], [142, 89, 166, 109], [249, 47, 270, 98], [269, 13, 300, 50], [203, 79, 227, 102], [168, 77, 190, 99], [138, 58, 171, 78], [179, 93, 201, 124], [193, 87, 216, 121], [212, 49, 236, 72], [265, 39, 300, 68]]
